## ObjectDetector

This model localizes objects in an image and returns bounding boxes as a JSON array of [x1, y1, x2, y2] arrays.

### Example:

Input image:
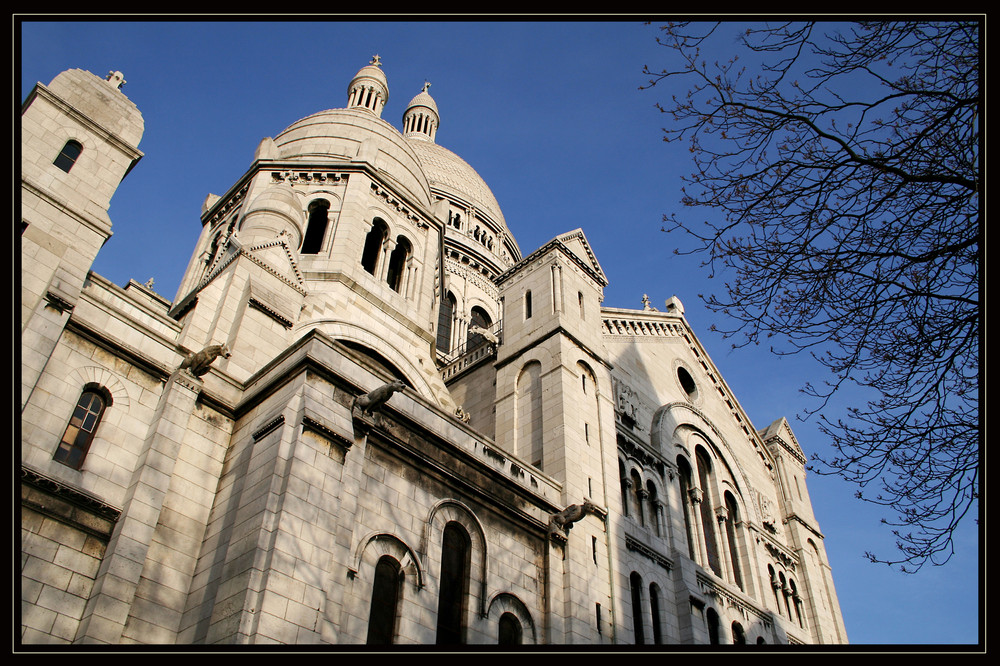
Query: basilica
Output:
[[20, 59, 848, 646]]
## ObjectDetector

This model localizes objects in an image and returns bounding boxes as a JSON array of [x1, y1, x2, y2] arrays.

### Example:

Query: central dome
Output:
[[408, 139, 508, 234]]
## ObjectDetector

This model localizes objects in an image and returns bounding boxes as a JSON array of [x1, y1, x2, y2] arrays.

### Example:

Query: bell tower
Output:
[[20, 69, 144, 406], [494, 229, 623, 642]]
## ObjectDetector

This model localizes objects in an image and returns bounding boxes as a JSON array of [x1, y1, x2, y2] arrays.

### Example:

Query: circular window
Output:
[[677, 366, 697, 398]]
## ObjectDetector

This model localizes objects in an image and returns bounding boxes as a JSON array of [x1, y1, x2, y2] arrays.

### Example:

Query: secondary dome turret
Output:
[[346, 54, 389, 117], [403, 81, 440, 142]]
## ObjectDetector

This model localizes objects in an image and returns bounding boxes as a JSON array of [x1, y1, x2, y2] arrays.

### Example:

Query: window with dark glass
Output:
[[386, 236, 411, 292], [54, 386, 110, 469], [724, 492, 744, 590], [436, 522, 471, 644], [678, 457, 697, 560], [366, 555, 402, 645], [53, 140, 83, 173], [649, 584, 663, 644], [706, 608, 721, 644], [301, 200, 330, 254], [696, 448, 723, 577], [497, 612, 522, 645], [436, 292, 456, 354], [361, 219, 387, 275], [630, 572, 645, 644]]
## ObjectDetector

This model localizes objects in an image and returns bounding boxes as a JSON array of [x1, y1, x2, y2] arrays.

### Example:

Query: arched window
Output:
[[696, 447, 723, 577], [301, 200, 330, 254], [436, 291, 456, 354], [366, 555, 402, 644], [647, 480, 662, 537], [516, 362, 544, 469], [436, 522, 471, 644], [386, 236, 411, 292], [498, 612, 522, 645], [768, 565, 782, 613], [361, 219, 388, 276], [649, 583, 663, 644], [779, 572, 793, 618], [706, 607, 720, 644], [677, 456, 697, 561], [619, 459, 630, 517], [629, 572, 645, 644], [467, 306, 492, 348], [53, 139, 83, 173], [54, 385, 111, 469], [724, 492, 744, 590], [732, 621, 746, 644], [631, 470, 645, 526], [790, 579, 805, 627]]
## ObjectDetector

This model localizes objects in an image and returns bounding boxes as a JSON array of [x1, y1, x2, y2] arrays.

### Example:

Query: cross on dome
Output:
[[370, 54, 382, 67]]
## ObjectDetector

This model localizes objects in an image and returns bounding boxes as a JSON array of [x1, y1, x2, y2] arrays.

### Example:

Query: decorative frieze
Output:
[[270, 170, 346, 186]]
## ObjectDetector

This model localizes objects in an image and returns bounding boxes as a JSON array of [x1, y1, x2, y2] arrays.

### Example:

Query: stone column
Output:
[[74, 370, 201, 644]]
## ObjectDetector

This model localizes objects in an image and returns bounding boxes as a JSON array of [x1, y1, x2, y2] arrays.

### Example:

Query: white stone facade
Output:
[[20, 60, 847, 646]]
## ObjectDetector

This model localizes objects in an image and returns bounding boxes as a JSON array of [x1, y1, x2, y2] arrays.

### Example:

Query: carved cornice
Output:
[[249, 296, 294, 329], [302, 415, 353, 451], [204, 182, 250, 229], [762, 539, 799, 571], [625, 535, 673, 571], [370, 182, 428, 228], [252, 414, 285, 441], [695, 572, 773, 626], [617, 435, 664, 476], [20, 466, 122, 525]]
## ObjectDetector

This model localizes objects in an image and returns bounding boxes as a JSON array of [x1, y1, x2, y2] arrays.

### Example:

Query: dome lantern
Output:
[[403, 81, 440, 142], [347, 55, 389, 117]]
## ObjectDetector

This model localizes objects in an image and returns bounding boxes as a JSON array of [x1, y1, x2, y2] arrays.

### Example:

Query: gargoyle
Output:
[[178, 343, 231, 377], [549, 500, 602, 536], [467, 326, 499, 344], [353, 380, 407, 415]]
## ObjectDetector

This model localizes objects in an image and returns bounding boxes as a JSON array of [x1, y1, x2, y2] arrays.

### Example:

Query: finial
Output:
[[105, 71, 126, 89], [422, 80, 431, 93], [642, 294, 652, 310], [370, 54, 382, 67]]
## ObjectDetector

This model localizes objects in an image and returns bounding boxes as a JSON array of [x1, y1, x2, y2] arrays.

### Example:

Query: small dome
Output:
[[403, 82, 440, 142], [347, 55, 389, 117], [239, 185, 304, 246], [406, 83, 439, 117]]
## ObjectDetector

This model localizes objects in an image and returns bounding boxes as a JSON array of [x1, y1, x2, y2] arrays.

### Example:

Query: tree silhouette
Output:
[[642, 21, 980, 572]]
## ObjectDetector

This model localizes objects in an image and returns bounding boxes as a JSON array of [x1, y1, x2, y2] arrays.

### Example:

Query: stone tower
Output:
[[492, 229, 624, 642], [20, 69, 144, 407]]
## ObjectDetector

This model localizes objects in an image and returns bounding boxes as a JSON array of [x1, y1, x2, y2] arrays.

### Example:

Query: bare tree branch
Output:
[[643, 20, 980, 572]]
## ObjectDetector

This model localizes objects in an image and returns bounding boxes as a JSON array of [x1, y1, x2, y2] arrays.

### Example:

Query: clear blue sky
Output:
[[18, 18, 980, 647]]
